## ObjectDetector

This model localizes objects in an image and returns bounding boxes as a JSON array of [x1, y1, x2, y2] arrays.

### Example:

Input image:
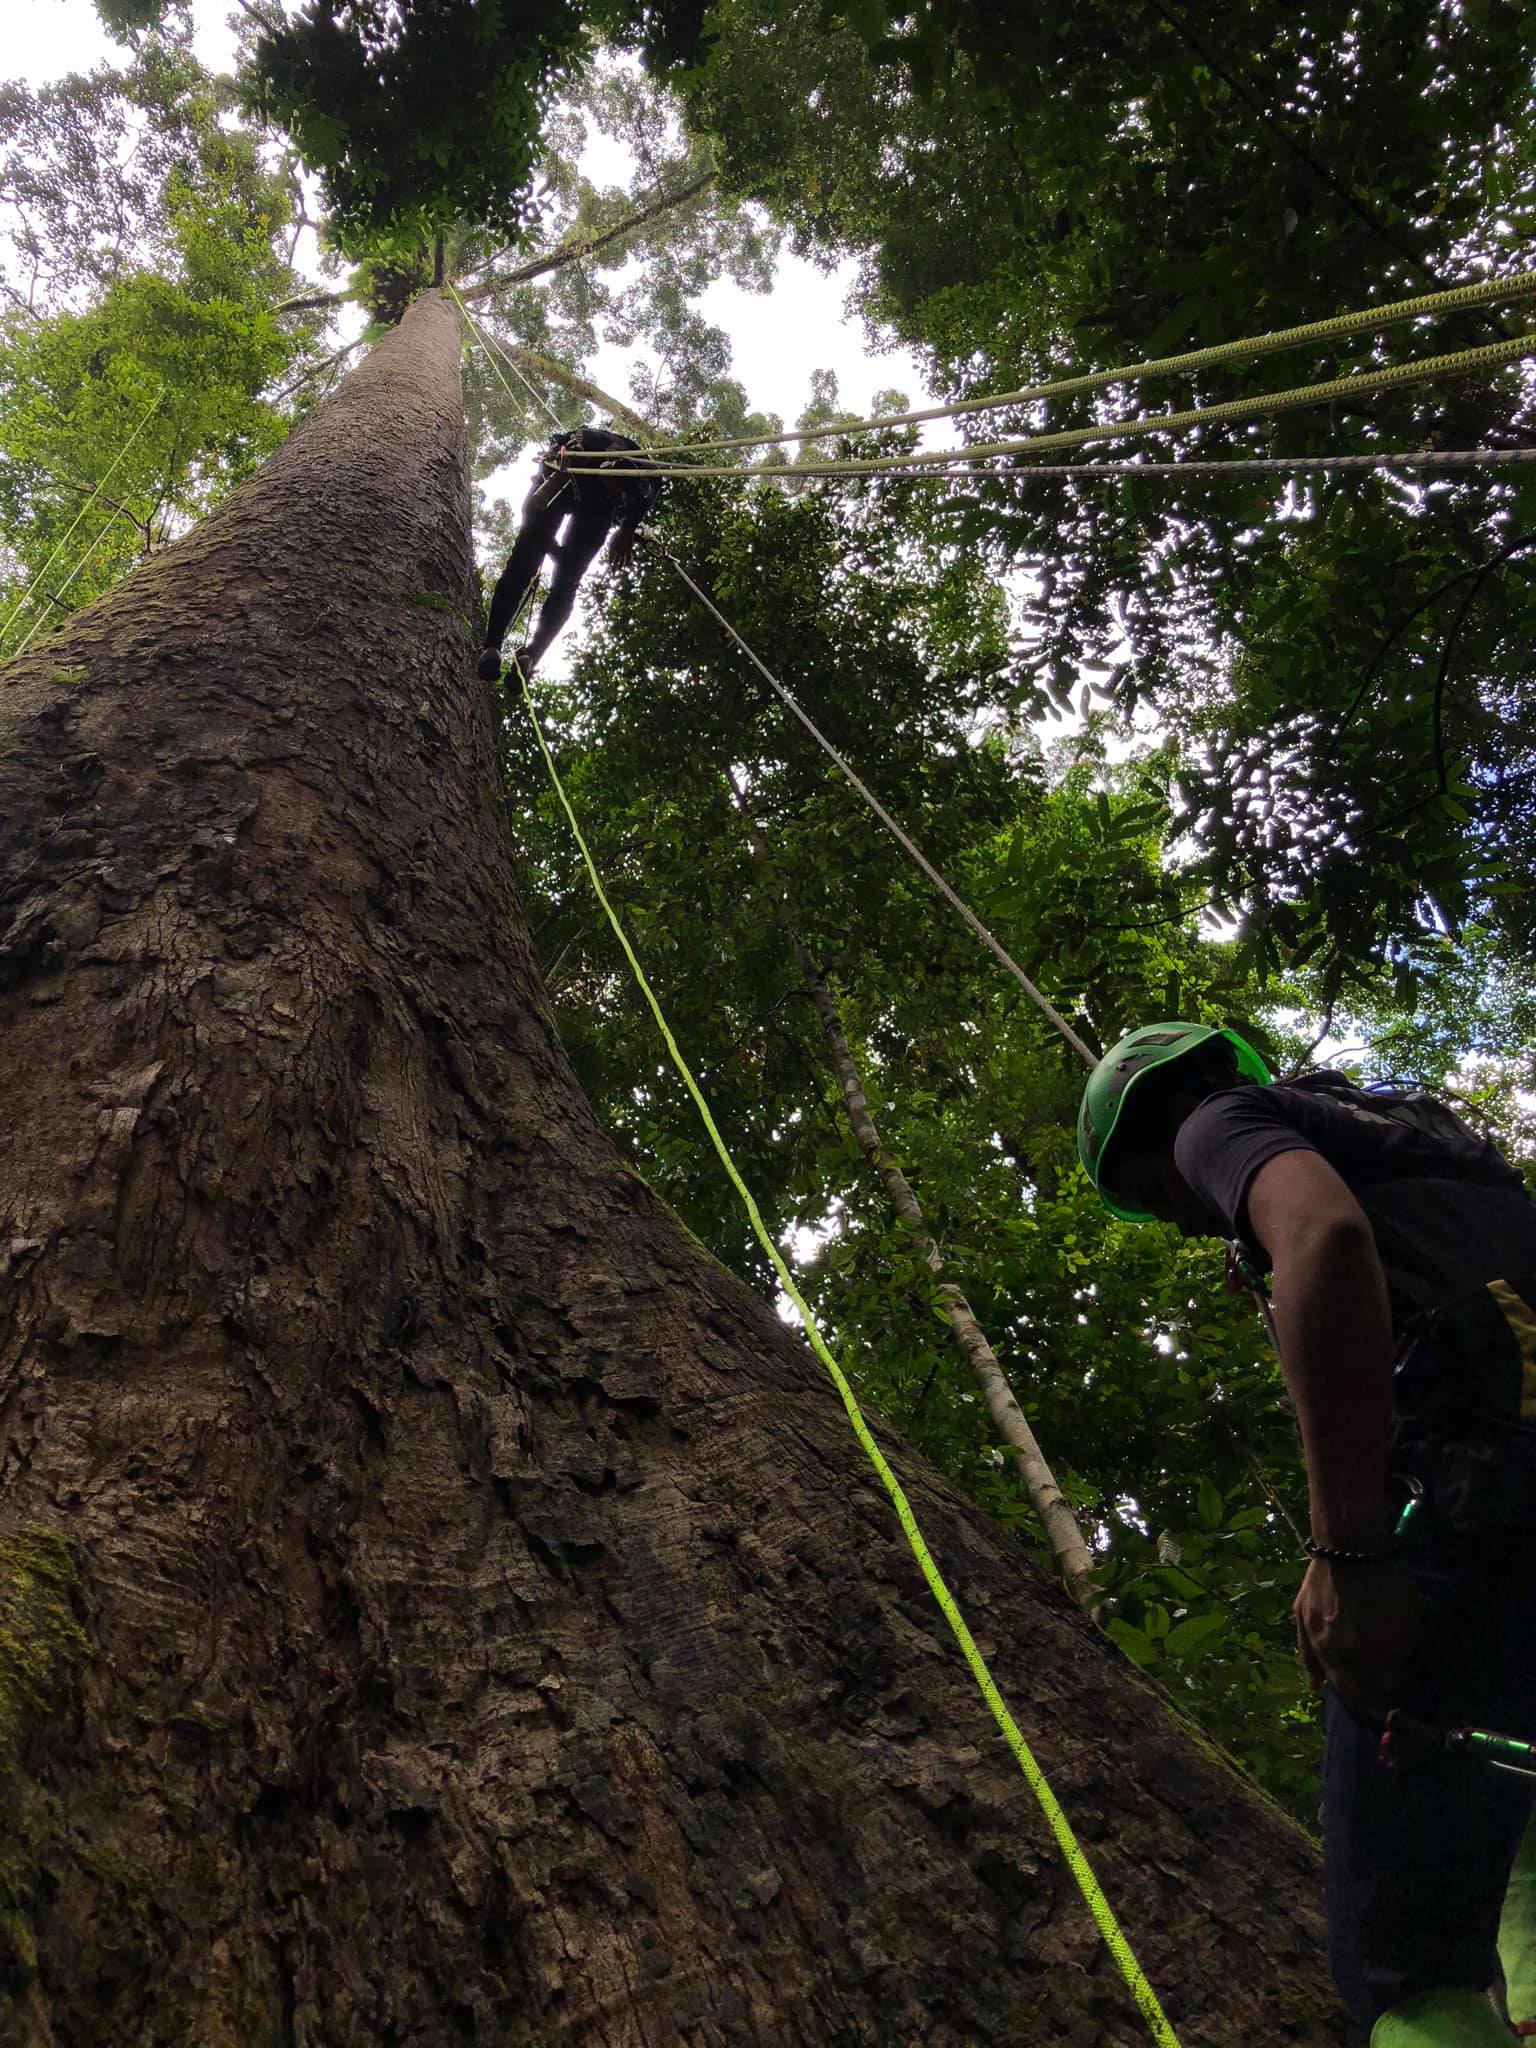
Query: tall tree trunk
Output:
[[0, 291, 1351, 2047]]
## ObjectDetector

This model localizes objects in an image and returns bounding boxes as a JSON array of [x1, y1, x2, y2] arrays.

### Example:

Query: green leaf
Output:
[[1195, 1477, 1225, 1530], [1163, 1611, 1229, 1661], [1104, 1617, 1158, 1666]]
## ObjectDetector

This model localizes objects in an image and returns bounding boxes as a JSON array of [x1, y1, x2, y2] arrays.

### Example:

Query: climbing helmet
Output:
[[1077, 1022, 1271, 1221]]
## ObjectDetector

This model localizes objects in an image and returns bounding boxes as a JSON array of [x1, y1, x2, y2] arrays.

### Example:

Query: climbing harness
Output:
[[629, 270, 1536, 459], [512, 648, 1182, 2047], [1, 386, 164, 659]]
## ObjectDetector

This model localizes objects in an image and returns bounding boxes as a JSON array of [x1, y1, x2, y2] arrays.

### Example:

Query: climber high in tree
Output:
[[477, 427, 663, 679]]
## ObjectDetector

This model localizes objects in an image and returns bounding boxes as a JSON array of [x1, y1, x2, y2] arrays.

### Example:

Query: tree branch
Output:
[[456, 169, 715, 307], [801, 954, 1098, 1606], [1338, 561, 1485, 733], [274, 339, 366, 403], [274, 288, 350, 317], [482, 338, 655, 439], [718, 769, 1096, 1607], [1284, 1001, 1337, 1079], [45, 477, 145, 541], [233, 0, 284, 33], [274, 170, 716, 323]]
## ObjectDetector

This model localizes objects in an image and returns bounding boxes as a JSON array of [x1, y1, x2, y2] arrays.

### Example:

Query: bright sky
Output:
[[8, 0, 943, 688], [10, 0, 237, 77], [7, 0, 932, 440]]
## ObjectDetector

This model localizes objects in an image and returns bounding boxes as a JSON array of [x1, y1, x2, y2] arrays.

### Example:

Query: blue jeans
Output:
[[1324, 1426, 1536, 2026]]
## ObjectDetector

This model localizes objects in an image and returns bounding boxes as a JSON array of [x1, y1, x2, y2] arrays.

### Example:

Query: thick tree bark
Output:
[[0, 291, 1354, 2046]]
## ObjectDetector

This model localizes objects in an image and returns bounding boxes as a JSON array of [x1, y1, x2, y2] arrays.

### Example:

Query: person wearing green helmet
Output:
[[1078, 1023, 1536, 2047]]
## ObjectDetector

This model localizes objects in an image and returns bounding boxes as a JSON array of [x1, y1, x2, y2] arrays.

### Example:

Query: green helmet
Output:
[[1077, 1022, 1271, 1221]]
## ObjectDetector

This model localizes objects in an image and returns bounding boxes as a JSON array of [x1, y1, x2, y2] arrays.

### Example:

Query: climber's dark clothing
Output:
[[1173, 1077, 1536, 2027], [1323, 1423, 1536, 2026], [483, 429, 661, 669]]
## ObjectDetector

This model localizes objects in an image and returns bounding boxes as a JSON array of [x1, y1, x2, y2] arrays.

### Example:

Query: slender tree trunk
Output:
[[488, 341, 654, 437], [717, 772, 1095, 1603], [797, 956, 1098, 1606], [0, 290, 1351, 2047]]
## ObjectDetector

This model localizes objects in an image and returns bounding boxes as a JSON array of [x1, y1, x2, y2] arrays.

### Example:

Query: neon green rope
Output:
[[0, 387, 163, 657], [12, 500, 131, 659], [514, 656, 1181, 2048]]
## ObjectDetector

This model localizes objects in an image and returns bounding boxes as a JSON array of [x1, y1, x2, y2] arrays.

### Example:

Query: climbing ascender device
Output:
[[1380, 1709, 1536, 1782]]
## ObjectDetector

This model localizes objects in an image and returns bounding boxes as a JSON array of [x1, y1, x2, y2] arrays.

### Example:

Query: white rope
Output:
[[654, 540, 1096, 1064], [516, 444, 1536, 487], [12, 503, 133, 658], [625, 268, 1536, 460], [558, 332, 1534, 483], [1, 388, 163, 653], [840, 446, 1536, 482], [454, 288, 565, 431]]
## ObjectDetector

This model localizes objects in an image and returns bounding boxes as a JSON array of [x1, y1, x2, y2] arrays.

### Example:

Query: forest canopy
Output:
[[3, 0, 1531, 1817]]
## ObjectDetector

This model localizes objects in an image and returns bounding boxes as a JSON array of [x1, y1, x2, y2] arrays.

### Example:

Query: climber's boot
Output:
[[1501, 1811, 1536, 2038], [1370, 1989, 1514, 2045]]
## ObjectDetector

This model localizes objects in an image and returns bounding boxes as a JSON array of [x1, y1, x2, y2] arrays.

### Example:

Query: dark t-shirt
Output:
[[1174, 1081, 1536, 1334], [545, 428, 662, 518]]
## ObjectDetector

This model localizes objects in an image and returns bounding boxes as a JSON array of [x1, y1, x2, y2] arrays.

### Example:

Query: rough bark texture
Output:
[[0, 292, 1357, 2046]]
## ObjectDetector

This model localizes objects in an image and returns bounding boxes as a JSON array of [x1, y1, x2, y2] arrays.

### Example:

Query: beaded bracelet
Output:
[[1301, 1537, 1398, 1565]]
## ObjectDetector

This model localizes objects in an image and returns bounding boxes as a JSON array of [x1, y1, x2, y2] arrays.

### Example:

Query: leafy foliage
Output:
[[246, 0, 636, 257], [481, 465, 1336, 1811], [660, 0, 1536, 992], [27, 0, 1536, 1829], [0, 44, 315, 648]]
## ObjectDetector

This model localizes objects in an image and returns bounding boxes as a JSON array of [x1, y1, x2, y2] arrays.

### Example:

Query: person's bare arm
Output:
[[1246, 1149, 1421, 1707], [1247, 1149, 1395, 1547]]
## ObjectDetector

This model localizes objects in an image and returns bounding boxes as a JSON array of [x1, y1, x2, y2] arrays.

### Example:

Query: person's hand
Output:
[[607, 528, 635, 571], [1224, 1246, 1253, 1294], [1293, 1556, 1425, 1712]]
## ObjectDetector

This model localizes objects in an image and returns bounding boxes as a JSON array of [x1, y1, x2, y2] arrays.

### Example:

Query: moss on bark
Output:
[[0, 1527, 85, 1771], [0, 1528, 85, 1996]]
